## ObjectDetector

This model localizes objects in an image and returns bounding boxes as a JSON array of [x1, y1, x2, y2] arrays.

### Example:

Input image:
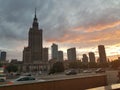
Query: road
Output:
[[0, 70, 119, 85]]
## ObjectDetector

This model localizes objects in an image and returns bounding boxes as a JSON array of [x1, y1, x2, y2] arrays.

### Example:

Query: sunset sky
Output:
[[0, 0, 120, 61]]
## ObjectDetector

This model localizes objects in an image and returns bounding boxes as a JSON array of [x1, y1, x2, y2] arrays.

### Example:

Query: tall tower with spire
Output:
[[23, 9, 43, 63]]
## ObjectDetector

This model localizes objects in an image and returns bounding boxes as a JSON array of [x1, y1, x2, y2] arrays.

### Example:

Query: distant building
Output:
[[51, 43, 58, 60], [43, 48, 49, 62], [89, 52, 95, 63], [23, 47, 31, 63], [67, 47, 76, 61], [57, 51, 64, 61], [82, 54, 88, 64], [118, 57, 120, 60], [10, 59, 18, 64], [0, 51, 6, 61], [0, 50, 1, 59], [98, 45, 107, 63]]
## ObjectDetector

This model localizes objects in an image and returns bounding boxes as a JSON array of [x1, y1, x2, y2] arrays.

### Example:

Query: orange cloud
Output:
[[46, 33, 85, 43], [46, 29, 120, 45], [46, 20, 120, 46], [73, 21, 120, 32]]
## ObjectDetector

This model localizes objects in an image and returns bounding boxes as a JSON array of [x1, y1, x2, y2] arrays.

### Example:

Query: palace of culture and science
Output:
[[22, 9, 48, 72]]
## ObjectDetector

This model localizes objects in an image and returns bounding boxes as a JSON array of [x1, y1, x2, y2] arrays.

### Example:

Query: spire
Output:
[[33, 8, 39, 29], [34, 8, 37, 21]]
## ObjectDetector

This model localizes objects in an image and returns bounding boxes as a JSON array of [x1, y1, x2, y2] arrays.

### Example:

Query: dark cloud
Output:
[[0, 0, 120, 60]]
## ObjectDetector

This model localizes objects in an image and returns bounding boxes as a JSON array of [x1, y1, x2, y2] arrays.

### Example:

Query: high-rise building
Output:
[[89, 52, 95, 63], [43, 48, 48, 62], [0, 51, 6, 61], [82, 54, 88, 64], [23, 9, 43, 63], [51, 43, 58, 59], [0, 50, 1, 59], [57, 51, 63, 61], [67, 47, 76, 61], [98, 45, 107, 63]]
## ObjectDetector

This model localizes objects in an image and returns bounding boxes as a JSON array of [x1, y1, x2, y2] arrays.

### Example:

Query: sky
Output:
[[0, 0, 120, 61]]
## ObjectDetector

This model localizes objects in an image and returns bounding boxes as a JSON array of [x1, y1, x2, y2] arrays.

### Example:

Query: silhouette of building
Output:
[[43, 48, 48, 62], [57, 51, 64, 61], [22, 9, 48, 72], [51, 43, 58, 60], [10, 59, 18, 64], [23, 9, 43, 64], [82, 54, 88, 64], [0, 50, 1, 59], [0, 51, 6, 61], [98, 45, 107, 63], [89, 52, 95, 63], [67, 47, 76, 61]]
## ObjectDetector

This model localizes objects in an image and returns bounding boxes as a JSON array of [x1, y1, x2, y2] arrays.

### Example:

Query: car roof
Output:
[[14, 76, 34, 80]]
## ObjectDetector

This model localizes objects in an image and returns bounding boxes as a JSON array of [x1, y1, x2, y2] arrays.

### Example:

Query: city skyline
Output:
[[0, 0, 120, 60]]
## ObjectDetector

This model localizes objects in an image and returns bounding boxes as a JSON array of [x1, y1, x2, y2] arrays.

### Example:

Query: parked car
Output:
[[65, 69, 77, 75], [0, 74, 6, 82], [95, 68, 105, 73]]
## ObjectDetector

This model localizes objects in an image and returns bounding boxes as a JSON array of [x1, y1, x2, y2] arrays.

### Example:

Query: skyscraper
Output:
[[0, 50, 1, 60], [82, 54, 88, 64], [98, 45, 107, 63], [43, 48, 48, 62], [89, 52, 95, 63], [23, 9, 43, 63], [57, 51, 64, 61], [51, 43, 58, 59], [67, 47, 76, 61], [0, 51, 6, 61]]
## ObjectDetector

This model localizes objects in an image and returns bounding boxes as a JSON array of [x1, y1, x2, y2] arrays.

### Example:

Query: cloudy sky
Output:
[[0, 0, 120, 60]]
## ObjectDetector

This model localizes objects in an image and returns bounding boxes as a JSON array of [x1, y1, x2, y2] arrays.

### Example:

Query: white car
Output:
[[83, 70, 92, 73], [8, 76, 36, 84], [8, 76, 45, 85]]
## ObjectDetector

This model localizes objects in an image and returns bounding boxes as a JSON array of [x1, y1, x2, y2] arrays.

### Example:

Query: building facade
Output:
[[51, 43, 58, 60], [42, 48, 49, 62], [67, 47, 76, 61], [57, 51, 64, 61], [98, 45, 107, 63], [22, 9, 48, 72], [23, 9, 43, 64], [82, 54, 88, 64], [0, 51, 6, 61], [88, 52, 95, 63]]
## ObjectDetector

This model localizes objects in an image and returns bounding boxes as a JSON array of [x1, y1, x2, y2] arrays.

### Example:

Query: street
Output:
[[0, 70, 119, 86]]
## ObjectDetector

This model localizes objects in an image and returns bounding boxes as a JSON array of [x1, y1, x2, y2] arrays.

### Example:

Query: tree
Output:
[[97, 62, 109, 68], [111, 60, 120, 69], [6, 64, 18, 73], [89, 62, 97, 68], [0, 63, 2, 67], [69, 61, 79, 69], [49, 62, 64, 74]]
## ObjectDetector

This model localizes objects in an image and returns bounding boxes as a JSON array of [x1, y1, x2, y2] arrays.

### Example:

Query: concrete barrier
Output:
[[0, 74, 107, 90], [87, 83, 120, 90]]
